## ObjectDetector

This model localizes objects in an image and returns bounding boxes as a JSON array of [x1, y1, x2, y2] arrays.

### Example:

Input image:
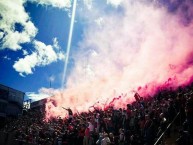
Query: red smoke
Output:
[[44, 1, 193, 120]]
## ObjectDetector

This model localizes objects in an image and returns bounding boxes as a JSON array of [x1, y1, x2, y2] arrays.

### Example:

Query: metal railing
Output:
[[154, 112, 180, 145]]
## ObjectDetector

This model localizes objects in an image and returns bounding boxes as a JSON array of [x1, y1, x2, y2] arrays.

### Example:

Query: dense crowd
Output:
[[1, 84, 193, 145]]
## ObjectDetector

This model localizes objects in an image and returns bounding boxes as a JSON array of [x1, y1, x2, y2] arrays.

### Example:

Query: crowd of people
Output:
[[1, 84, 193, 145]]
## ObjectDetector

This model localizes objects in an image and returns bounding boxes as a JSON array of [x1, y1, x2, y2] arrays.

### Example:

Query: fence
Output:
[[154, 112, 181, 145]]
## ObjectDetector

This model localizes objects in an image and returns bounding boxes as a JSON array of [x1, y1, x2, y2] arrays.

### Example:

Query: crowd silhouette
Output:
[[1, 84, 193, 145]]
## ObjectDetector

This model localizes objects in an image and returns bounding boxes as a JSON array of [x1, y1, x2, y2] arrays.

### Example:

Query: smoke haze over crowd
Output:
[[45, 0, 193, 119]]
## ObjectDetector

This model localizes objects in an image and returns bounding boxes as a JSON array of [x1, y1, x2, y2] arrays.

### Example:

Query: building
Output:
[[0, 84, 24, 118], [30, 98, 47, 110]]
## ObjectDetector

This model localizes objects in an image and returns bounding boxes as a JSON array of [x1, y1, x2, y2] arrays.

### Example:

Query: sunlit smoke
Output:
[[61, 0, 77, 88], [46, 0, 193, 119]]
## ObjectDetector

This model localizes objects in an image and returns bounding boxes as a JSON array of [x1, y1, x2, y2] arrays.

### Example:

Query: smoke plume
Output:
[[45, 0, 193, 119]]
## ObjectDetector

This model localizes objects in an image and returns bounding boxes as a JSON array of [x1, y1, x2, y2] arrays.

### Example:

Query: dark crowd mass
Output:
[[1, 84, 193, 145]]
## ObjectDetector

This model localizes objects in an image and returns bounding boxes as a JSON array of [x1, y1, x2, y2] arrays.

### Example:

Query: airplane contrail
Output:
[[62, 0, 77, 88]]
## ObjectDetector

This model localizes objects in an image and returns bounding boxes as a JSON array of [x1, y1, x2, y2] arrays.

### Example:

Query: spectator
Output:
[[83, 126, 90, 145], [101, 133, 110, 145], [118, 129, 125, 145], [1, 84, 193, 145], [109, 133, 115, 145], [96, 132, 104, 145]]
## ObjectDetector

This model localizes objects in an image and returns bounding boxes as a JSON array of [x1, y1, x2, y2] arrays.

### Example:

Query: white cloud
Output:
[[0, 32, 4, 39], [28, 0, 71, 9], [58, 52, 65, 60], [26, 91, 50, 102], [22, 49, 29, 55], [106, 0, 123, 7], [0, 0, 69, 76], [0, 0, 72, 52], [26, 87, 59, 101], [53, 37, 60, 49], [83, 0, 93, 10], [95, 17, 103, 26], [34, 40, 58, 65], [13, 40, 65, 76], [0, 0, 71, 76], [0, 0, 38, 51], [3, 55, 11, 60], [13, 52, 38, 75], [49, 75, 55, 82], [0, 0, 72, 51]]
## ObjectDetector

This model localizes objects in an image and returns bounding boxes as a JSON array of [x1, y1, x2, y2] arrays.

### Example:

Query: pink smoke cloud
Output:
[[45, 1, 193, 119]]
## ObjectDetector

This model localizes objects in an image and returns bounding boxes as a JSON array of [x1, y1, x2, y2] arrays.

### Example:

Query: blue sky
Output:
[[1, 1, 70, 92], [0, 0, 123, 101], [1, 0, 193, 103], [1, 1, 73, 98]]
